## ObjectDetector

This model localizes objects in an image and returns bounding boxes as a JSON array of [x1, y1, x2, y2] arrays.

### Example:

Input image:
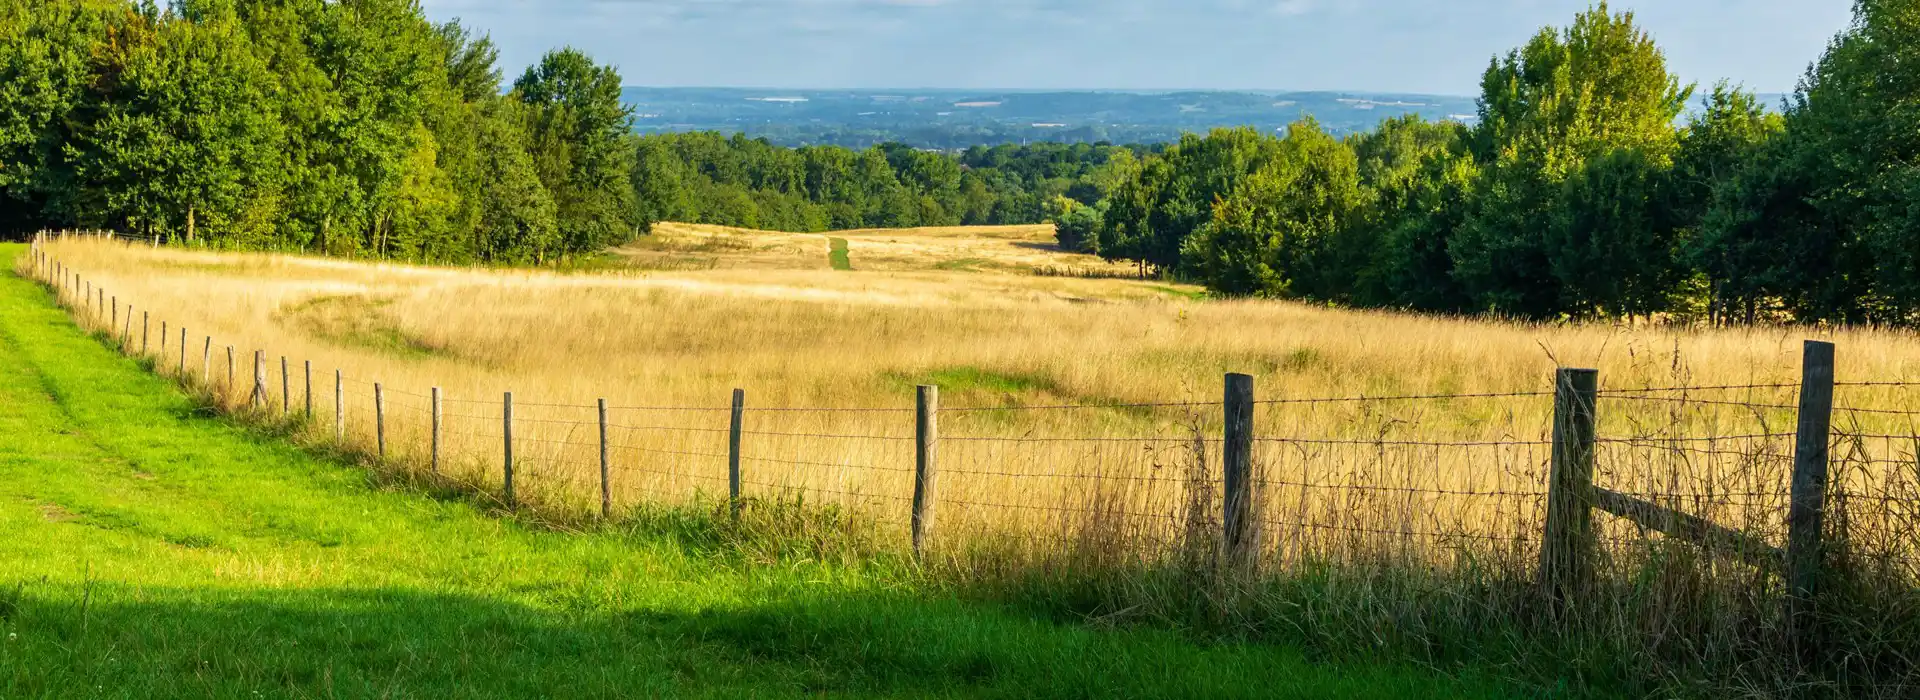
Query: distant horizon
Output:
[[426, 0, 1849, 97]]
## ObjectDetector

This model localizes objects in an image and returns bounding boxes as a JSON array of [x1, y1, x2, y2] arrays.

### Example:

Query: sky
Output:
[[417, 0, 1857, 96]]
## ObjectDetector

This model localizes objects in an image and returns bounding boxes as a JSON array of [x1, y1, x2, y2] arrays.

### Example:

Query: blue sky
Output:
[[417, 0, 1855, 96]]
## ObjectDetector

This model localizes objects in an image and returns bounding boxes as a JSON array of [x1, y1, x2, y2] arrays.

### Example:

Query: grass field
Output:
[[21, 230, 1920, 695], [0, 243, 1530, 698]]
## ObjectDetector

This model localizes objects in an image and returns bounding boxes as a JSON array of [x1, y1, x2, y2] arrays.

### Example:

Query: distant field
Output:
[[617, 221, 1136, 275]]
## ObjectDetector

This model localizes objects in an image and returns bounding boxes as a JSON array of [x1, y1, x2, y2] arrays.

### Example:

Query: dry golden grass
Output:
[[22, 234, 1920, 560], [623, 221, 1133, 274]]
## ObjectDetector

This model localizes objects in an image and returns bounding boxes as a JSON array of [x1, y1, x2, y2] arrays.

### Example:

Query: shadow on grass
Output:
[[0, 583, 1520, 699]]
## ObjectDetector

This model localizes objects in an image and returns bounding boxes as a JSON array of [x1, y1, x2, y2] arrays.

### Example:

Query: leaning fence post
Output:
[[912, 385, 940, 559], [334, 370, 345, 444], [1223, 373, 1257, 565], [375, 383, 386, 460], [280, 357, 290, 417], [1540, 367, 1600, 602], [728, 388, 745, 519], [598, 398, 611, 519], [226, 346, 235, 402], [200, 336, 209, 382], [141, 311, 149, 355], [503, 391, 516, 508], [429, 387, 443, 475], [1788, 340, 1837, 652], [121, 306, 132, 348]]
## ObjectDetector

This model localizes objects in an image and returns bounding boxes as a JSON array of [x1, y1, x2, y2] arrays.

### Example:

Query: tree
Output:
[[1676, 84, 1785, 323], [516, 48, 638, 254], [1182, 119, 1364, 298], [1450, 2, 1692, 318], [68, 5, 283, 244]]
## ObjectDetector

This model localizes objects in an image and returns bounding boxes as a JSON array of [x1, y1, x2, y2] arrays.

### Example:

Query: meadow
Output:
[[23, 228, 1920, 696], [0, 249, 1530, 698]]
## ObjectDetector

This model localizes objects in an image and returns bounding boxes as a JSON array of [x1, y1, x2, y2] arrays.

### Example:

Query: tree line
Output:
[[632, 135, 1152, 233], [1, 0, 635, 263], [0, 0, 1156, 257], [1082, 1, 1920, 325]]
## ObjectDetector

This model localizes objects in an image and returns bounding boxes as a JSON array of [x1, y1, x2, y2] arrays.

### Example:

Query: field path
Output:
[[0, 245, 1514, 699]]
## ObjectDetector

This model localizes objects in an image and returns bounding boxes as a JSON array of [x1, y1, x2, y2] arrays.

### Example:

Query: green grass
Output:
[[828, 237, 852, 270], [0, 244, 1528, 698]]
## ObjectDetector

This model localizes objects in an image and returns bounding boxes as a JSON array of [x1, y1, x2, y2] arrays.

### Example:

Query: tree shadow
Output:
[[0, 583, 1512, 699]]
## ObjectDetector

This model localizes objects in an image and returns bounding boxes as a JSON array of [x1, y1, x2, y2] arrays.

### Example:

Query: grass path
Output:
[[0, 244, 1521, 698], [828, 237, 852, 270]]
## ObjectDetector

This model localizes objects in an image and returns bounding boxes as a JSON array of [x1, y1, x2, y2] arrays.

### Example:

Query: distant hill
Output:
[[622, 87, 1483, 149]]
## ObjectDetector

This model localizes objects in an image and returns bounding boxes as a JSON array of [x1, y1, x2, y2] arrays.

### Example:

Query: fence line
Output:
[[26, 229, 1920, 661]]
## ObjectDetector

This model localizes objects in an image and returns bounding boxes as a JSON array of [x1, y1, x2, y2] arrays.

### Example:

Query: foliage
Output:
[[0, 0, 619, 264], [1083, 1, 1919, 326]]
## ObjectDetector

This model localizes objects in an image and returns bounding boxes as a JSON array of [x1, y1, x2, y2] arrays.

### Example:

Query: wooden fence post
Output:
[[912, 385, 940, 559], [121, 306, 131, 348], [334, 370, 344, 444], [1540, 367, 1600, 602], [280, 357, 290, 417], [225, 346, 235, 401], [503, 391, 515, 508], [598, 398, 610, 519], [251, 350, 266, 409], [1223, 373, 1256, 565], [431, 387, 442, 475], [728, 388, 745, 519], [141, 311, 148, 355], [374, 383, 386, 459], [304, 361, 313, 419], [110, 296, 117, 336], [159, 320, 167, 361], [1788, 340, 1837, 652]]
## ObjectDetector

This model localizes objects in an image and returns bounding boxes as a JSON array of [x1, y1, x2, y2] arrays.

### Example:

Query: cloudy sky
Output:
[[417, 0, 1855, 96]]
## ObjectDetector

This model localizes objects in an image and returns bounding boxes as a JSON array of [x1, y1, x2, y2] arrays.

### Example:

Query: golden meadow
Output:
[[27, 228, 1919, 557]]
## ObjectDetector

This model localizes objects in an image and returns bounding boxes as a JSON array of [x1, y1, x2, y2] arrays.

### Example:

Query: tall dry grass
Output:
[[24, 234, 1920, 696]]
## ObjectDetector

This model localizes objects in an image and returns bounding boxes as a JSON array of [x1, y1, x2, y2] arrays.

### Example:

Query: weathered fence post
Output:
[[251, 350, 266, 409], [159, 321, 167, 361], [374, 383, 386, 459], [1223, 373, 1257, 565], [141, 311, 148, 355], [598, 398, 611, 519], [121, 306, 131, 348], [334, 370, 344, 444], [1540, 367, 1600, 602], [304, 361, 313, 419], [110, 296, 117, 336], [503, 391, 516, 508], [912, 385, 940, 559], [280, 357, 290, 417], [728, 388, 745, 519], [225, 346, 235, 401], [430, 387, 443, 475], [1788, 340, 1836, 653]]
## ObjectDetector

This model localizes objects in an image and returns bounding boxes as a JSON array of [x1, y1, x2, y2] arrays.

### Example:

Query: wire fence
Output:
[[25, 231, 1920, 603]]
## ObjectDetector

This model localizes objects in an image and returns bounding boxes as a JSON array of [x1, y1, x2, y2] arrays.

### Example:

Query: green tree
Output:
[[68, 5, 283, 244], [1182, 119, 1364, 298], [1451, 2, 1692, 318], [516, 48, 638, 254]]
